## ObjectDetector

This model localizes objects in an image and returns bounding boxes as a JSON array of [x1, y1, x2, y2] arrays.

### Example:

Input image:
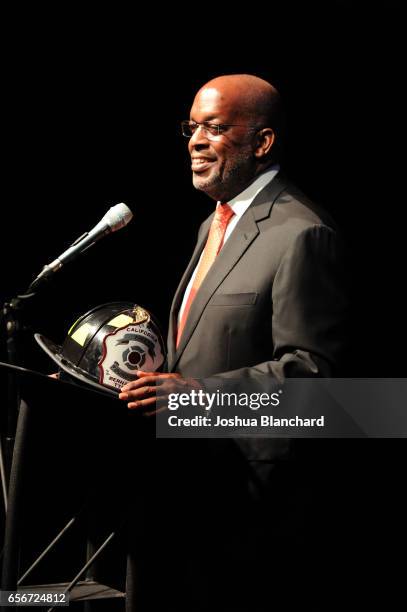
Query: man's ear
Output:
[[254, 128, 275, 159]]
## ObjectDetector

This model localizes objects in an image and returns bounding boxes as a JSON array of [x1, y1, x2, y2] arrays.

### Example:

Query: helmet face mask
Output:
[[35, 302, 166, 395]]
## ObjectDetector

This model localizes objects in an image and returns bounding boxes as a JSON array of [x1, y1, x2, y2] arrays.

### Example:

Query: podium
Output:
[[0, 361, 152, 610]]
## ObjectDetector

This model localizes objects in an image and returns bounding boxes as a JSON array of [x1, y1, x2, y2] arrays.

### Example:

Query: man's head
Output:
[[184, 74, 284, 202]]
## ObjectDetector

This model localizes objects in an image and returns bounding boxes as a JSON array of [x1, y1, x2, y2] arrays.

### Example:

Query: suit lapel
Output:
[[167, 174, 288, 371]]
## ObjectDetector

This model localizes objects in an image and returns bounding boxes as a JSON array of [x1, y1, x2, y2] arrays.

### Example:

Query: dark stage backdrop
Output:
[[1, 2, 406, 607], [1, 4, 405, 377]]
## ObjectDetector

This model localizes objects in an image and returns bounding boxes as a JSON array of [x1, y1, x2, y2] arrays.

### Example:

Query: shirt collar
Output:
[[217, 164, 280, 218]]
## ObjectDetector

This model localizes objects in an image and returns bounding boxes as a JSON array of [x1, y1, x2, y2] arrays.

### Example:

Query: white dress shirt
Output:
[[177, 165, 280, 326]]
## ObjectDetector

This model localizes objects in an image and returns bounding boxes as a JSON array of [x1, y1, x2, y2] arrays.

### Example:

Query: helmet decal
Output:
[[107, 313, 135, 328], [70, 323, 93, 347], [98, 322, 165, 390]]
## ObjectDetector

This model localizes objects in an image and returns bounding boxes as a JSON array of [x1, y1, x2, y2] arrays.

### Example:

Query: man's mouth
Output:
[[191, 157, 216, 173]]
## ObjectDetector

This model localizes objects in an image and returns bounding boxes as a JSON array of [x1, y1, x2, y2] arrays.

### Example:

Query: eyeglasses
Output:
[[181, 120, 258, 139]]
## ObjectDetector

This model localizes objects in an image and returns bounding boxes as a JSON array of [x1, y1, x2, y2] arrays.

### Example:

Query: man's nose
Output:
[[188, 125, 210, 151]]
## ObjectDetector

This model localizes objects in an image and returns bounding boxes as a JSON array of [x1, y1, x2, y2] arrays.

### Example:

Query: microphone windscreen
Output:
[[104, 203, 133, 232]]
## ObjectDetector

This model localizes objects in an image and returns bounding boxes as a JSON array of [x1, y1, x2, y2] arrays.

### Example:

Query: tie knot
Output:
[[214, 203, 234, 226]]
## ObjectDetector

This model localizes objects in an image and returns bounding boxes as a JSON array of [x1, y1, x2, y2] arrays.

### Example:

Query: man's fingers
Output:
[[119, 385, 156, 401], [119, 372, 186, 412], [121, 378, 155, 392], [135, 370, 156, 378], [121, 373, 179, 393], [127, 396, 156, 410]]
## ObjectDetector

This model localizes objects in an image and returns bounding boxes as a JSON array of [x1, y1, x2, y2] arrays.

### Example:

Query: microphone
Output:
[[29, 203, 133, 291]]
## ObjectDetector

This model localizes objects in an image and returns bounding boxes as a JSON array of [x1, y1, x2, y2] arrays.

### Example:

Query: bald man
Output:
[[123, 75, 347, 611], [120, 74, 346, 400]]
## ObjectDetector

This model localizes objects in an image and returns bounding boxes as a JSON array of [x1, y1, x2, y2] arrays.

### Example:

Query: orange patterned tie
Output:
[[176, 203, 235, 347]]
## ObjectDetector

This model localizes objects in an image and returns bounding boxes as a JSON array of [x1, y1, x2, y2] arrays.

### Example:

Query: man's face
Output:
[[187, 87, 258, 201]]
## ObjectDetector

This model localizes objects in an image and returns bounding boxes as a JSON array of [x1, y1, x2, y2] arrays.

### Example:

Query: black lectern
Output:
[[0, 361, 148, 610]]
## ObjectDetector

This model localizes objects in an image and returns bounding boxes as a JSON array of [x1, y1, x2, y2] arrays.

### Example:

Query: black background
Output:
[[1, 2, 405, 376], [1, 2, 406, 606]]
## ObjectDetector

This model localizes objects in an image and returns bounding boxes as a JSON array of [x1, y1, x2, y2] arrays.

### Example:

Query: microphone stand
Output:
[[1, 285, 39, 508]]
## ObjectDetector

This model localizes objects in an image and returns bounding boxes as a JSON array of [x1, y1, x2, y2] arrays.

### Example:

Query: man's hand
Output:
[[119, 371, 202, 415]]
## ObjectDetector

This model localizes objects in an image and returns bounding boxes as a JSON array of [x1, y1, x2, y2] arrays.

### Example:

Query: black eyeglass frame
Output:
[[181, 120, 259, 138]]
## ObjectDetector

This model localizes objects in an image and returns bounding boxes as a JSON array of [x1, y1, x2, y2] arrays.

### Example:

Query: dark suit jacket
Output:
[[167, 173, 347, 382]]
